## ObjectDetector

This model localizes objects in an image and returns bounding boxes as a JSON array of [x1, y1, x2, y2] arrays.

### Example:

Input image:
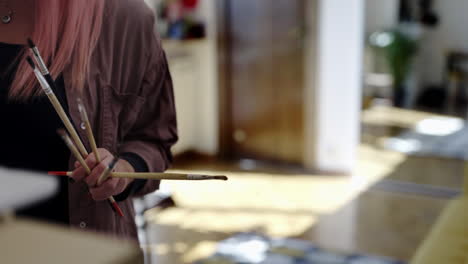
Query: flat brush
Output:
[[94, 157, 124, 217], [26, 53, 88, 157], [97, 157, 119, 186], [48, 171, 229, 181], [27, 38, 49, 78]]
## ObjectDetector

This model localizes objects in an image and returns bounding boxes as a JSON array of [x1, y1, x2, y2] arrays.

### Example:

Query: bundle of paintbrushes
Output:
[[26, 39, 228, 217]]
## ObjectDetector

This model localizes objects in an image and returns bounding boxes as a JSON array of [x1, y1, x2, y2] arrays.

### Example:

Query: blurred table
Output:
[[0, 217, 143, 264]]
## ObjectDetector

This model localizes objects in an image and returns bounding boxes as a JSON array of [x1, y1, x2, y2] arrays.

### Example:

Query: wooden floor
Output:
[[140, 106, 464, 264]]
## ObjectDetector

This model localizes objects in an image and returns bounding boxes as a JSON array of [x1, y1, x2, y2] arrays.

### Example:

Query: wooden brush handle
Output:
[[111, 172, 228, 181], [52, 171, 228, 181], [47, 94, 88, 157], [85, 122, 101, 162], [111, 172, 188, 180]]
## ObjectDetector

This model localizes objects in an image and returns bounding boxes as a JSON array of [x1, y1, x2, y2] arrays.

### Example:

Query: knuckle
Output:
[[72, 170, 81, 179], [98, 163, 107, 171], [87, 158, 96, 166], [91, 193, 99, 201], [85, 175, 95, 186], [84, 178, 91, 186]]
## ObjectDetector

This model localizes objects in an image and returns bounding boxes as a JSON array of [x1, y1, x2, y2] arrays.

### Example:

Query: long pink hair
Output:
[[10, 0, 105, 99]]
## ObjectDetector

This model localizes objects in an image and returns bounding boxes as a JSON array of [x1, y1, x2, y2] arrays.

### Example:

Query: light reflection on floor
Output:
[[140, 106, 462, 264], [141, 143, 414, 263]]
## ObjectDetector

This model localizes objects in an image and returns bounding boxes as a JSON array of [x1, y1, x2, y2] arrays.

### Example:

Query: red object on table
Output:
[[182, 0, 198, 9]]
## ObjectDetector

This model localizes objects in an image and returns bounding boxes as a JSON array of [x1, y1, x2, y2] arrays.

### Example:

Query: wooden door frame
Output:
[[216, 0, 234, 159], [216, 0, 308, 162], [216, 0, 364, 173]]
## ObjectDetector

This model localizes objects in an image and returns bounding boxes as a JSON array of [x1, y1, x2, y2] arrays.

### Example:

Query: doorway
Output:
[[219, 0, 306, 165]]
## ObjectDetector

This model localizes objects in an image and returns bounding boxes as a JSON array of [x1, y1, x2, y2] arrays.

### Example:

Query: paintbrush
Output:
[[26, 56, 89, 157], [57, 129, 124, 217], [77, 98, 101, 162], [97, 157, 119, 186], [48, 171, 229, 181], [94, 157, 123, 217], [76, 99, 125, 216], [27, 38, 55, 90]]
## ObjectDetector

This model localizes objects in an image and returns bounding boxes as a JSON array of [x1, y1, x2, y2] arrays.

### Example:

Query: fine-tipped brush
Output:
[[97, 157, 119, 187], [77, 98, 101, 162], [26, 52, 88, 157], [48, 171, 229, 181], [27, 38, 54, 88]]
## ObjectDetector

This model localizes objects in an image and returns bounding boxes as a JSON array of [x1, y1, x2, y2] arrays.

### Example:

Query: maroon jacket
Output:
[[63, 0, 177, 240]]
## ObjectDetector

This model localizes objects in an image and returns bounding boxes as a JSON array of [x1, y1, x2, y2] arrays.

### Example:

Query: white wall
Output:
[[418, 1, 468, 87], [146, 0, 219, 155], [304, 0, 365, 173], [191, 0, 219, 155], [362, 1, 468, 96], [365, 0, 399, 35], [151, 0, 365, 167]]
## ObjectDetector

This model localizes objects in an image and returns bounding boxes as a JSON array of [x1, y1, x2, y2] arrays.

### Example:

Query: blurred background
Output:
[[137, 0, 466, 263]]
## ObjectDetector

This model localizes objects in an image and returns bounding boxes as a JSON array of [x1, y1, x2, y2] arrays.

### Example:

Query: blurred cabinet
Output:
[[164, 41, 197, 155], [164, 40, 218, 155], [169, 53, 195, 154]]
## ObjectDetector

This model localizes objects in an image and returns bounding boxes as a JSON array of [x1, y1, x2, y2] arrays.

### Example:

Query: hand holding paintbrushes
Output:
[[26, 38, 227, 217], [26, 50, 125, 217], [55, 102, 229, 183], [57, 129, 125, 216]]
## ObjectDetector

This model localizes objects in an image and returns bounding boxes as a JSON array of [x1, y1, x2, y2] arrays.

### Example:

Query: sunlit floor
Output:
[[140, 106, 464, 264]]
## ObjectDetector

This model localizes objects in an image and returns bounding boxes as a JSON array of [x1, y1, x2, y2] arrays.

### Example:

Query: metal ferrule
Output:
[[33, 69, 53, 95], [32, 47, 49, 76], [187, 174, 209, 180], [77, 101, 89, 123], [60, 134, 74, 148]]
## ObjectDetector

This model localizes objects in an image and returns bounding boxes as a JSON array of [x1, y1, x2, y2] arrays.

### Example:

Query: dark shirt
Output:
[[0, 42, 148, 224], [0, 42, 70, 225]]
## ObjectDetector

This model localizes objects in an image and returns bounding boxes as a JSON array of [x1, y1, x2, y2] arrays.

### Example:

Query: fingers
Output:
[[84, 155, 113, 187], [68, 147, 133, 201], [71, 148, 113, 183], [74, 148, 111, 168], [72, 153, 96, 177], [71, 155, 95, 181], [89, 178, 122, 201], [83, 152, 98, 171], [71, 165, 88, 182]]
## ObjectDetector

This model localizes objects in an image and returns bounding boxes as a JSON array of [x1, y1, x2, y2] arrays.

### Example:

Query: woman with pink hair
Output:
[[0, 0, 177, 240]]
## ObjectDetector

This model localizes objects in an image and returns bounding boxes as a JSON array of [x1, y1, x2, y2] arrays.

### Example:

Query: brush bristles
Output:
[[77, 98, 88, 121], [27, 38, 35, 49], [56, 128, 67, 138], [108, 157, 119, 170], [26, 56, 35, 69]]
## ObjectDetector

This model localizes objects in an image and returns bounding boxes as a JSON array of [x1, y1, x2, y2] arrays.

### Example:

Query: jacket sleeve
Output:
[[117, 19, 178, 197]]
